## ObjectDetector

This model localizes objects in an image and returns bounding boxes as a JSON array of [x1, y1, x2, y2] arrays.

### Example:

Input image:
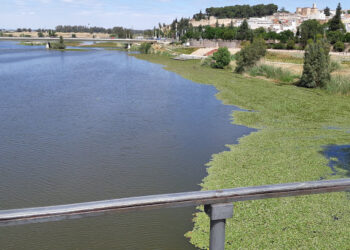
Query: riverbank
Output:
[[133, 54, 350, 249]]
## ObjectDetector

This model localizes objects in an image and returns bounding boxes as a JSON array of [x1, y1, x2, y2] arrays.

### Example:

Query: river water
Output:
[[0, 42, 254, 249]]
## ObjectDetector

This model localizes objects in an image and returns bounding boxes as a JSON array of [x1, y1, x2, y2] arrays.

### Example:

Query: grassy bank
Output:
[[133, 54, 350, 249]]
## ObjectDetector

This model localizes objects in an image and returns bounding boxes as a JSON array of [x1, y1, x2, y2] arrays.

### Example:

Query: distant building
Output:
[[188, 4, 350, 34]]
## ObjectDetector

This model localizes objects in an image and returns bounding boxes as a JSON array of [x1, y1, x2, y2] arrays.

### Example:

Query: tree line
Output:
[[193, 4, 279, 20]]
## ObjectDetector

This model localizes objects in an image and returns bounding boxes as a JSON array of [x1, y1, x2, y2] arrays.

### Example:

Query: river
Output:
[[0, 42, 254, 249]]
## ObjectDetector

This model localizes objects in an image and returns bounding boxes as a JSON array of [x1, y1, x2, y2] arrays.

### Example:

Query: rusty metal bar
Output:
[[1, 179, 349, 227]]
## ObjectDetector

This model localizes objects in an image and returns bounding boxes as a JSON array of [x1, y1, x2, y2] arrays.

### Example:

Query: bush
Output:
[[211, 47, 231, 69], [299, 39, 330, 88], [37, 32, 44, 38], [333, 41, 345, 52], [272, 43, 286, 50], [249, 64, 297, 83], [72, 34, 76, 38], [286, 40, 295, 50], [325, 75, 350, 95], [51, 36, 66, 50], [139, 43, 152, 54], [235, 38, 267, 73]]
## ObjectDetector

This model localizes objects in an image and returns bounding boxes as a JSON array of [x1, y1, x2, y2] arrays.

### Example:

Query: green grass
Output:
[[133, 54, 350, 249], [266, 52, 304, 64], [249, 64, 299, 83], [19, 42, 46, 46], [173, 47, 198, 55], [326, 75, 350, 95]]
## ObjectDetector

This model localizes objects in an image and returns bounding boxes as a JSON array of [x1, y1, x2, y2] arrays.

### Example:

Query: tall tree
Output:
[[299, 39, 330, 88], [324, 7, 330, 17], [328, 3, 345, 32], [236, 19, 252, 41]]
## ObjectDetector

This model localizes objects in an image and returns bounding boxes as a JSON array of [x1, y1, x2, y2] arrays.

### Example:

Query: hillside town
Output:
[[189, 4, 350, 33]]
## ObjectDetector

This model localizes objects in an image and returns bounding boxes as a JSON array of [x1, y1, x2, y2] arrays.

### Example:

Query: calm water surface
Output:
[[0, 42, 254, 249]]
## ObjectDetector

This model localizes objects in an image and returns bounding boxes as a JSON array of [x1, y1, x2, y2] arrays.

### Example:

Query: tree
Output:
[[328, 3, 345, 32], [236, 20, 252, 41], [235, 38, 267, 73], [299, 20, 324, 46], [211, 47, 231, 69], [324, 7, 330, 17], [345, 33, 350, 43], [327, 30, 344, 44], [37, 32, 44, 37], [286, 40, 295, 50], [299, 39, 330, 88], [278, 30, 294, 43]]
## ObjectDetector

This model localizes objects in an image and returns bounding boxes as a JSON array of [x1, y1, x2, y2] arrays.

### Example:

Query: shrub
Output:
[[235, 38, 267, 73], [299, 39, 330, 88], [333, 41, 345, 52], [139, 43, 152, 54], [286, 40, 295, 50], [211, 47, 231, 69], [37, 32, 44, 38], [273, 43, 286, 50], [249, 64, 297, 83], [72, 34, 76, 38], [51, 36, 66, 50]]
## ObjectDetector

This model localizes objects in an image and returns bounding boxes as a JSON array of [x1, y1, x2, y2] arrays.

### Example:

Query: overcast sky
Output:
[[1, 0, 349, 30]]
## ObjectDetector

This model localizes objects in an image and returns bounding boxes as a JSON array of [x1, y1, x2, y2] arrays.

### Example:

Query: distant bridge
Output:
[[0, 37, 158, 44]]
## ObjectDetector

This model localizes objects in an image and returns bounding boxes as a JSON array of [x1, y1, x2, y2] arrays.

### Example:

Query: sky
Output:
[[1, 0, 350, 30]]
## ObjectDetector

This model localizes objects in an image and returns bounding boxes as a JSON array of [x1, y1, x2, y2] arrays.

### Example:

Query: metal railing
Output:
[[1, 178, 350, 250]]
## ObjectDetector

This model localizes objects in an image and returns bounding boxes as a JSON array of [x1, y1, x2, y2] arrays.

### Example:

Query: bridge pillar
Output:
[[205, 203, 234, 250]]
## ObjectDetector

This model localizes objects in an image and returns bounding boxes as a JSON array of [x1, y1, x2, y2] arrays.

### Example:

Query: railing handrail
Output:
[[1, 178, 350, 226]]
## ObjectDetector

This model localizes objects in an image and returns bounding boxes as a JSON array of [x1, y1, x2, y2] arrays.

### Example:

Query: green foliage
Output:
[[133, 54, 350, 250], [272, 43, 286, 50], [211, 47, 231, 69], [325, 75, 350, 94], [327, 30, 344, 44], [48, 30, 56, 37], [299, 20, 324, 46], [51, 36, 66, 50], [344, 33, 350, 43], [235, 38, 267, 73], [286, 40, 295, 50], [333, 41, 345, 52], [328, 3, 345, 32], [300, 40, 330, 88], [324, 7, 331, 16], [139, 43, 152, 54], [278, 30, 294, 43], [202, 4, 278, 19], [236, 20, 253, 41], [249, 64, 297, 83], [37, 32, 44, 37], [329, 61, 341, 72], [71, 33, 76, 38]]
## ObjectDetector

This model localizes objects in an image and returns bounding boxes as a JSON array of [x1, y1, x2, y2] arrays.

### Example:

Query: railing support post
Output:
[[205, 203, 234, 250]]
